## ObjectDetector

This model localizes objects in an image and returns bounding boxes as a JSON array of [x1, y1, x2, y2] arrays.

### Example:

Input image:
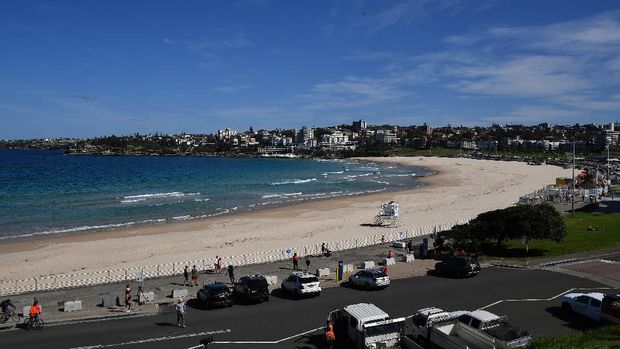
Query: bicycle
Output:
[[24, 316, 44, 330], [0, 308, 19, 323]]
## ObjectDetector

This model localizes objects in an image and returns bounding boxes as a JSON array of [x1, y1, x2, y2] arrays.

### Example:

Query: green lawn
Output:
[[527, 325, 620, 349], [493, 211, 620, 258]]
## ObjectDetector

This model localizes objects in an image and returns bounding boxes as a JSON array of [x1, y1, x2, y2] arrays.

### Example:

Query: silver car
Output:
[[349, 269, 390, 290]]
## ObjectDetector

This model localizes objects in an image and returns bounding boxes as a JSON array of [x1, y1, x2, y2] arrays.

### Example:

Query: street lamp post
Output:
[[571, 138, 576, 216]]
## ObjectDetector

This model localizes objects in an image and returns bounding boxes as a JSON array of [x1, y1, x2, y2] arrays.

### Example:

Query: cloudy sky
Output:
[[1, 0, 620, 139]]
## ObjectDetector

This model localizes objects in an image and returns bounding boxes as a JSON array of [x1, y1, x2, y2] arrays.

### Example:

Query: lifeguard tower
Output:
[[373, 201, 400, 227]]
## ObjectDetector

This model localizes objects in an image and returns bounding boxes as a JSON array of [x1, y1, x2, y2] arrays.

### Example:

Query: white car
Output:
[[348, 269, 390, 289], [561, 292, 604, 321], [281, 272, 321, 297]]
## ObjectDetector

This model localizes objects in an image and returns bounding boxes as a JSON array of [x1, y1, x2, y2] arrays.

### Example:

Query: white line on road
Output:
[[478, 287, 614, 310], [70, 329, 230, 349], [211, 326, 323, 345]]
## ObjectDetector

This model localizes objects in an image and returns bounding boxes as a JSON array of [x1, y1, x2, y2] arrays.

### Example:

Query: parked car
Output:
[[233, 275, 270, 303], [435, 256, 481, 277], [281, 271, 321, 297], [196, 282, 233, 309], [348, 269, 390, 290], [561, 292, 604, 321]]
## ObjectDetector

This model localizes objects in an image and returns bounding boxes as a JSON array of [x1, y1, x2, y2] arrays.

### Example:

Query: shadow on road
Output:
[[291, 332, 323, 349], [545, 306, 604, 331], [154, 322, 177, 327]]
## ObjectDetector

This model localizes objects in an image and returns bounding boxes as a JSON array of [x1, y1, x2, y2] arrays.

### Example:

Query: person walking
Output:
[[184, 266, 189, 286], [176, 299, 186, 328], [124, 284, 132, 312], [407, 240, 413, 254], [305, 256, 311, 271], [226, 264, 235, 284], [191, 265, 198, 287], [292, 253, 299, 270]]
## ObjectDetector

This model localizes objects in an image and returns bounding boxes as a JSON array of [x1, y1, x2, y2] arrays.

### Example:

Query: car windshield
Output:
[[301, 277, 319, 283], [248, 278, 268, 288]]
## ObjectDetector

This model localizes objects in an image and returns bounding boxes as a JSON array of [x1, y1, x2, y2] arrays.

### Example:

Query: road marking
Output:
[[210, 326, 323, 345], [69, 329, 230, 349], [478, 287, 614, 310]]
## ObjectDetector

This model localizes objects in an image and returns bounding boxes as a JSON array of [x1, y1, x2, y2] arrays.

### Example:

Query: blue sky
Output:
[[2, 0, 620, 139]]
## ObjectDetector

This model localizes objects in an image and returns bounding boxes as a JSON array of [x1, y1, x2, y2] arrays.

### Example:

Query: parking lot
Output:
[[1, 266, 616, 349]]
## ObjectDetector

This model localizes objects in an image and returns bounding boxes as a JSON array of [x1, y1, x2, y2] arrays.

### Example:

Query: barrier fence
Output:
[[0, 220, 469, 296]]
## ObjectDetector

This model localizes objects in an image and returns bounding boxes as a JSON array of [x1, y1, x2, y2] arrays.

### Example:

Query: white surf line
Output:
[[69, 329, 230, 349], [479, 287, 614, 310], [207, 326, 323, 345]]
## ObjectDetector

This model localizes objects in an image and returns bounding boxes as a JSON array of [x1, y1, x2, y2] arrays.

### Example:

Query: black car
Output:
[[434, 256, 481, 277], [233, 275, 270, 303], [196, 282, 233, 309]]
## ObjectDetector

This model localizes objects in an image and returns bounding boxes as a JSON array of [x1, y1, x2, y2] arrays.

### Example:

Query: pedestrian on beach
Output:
[[321, 243, 326, 256], [381, 235, 386, 244], [191, 265, 198, 287], [184, 266, 189, 286], [226, 264, 235, 284], [176, 299, 186, 328], [292, 253, 299, 270], [305, 256, 311, 271], [216, 257, 223, 274], [124, 284, 132, 312]]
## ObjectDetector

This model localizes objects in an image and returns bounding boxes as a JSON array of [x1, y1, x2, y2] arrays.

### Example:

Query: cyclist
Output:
[[0, 298, 16, 316], [29, 299, 42, 325]]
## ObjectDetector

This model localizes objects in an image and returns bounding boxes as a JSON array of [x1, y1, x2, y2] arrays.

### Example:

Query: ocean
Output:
[[0, 149, 431, 240]]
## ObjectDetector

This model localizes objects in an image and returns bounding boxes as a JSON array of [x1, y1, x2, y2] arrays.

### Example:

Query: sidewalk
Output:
[[0, 235, 435, 329]]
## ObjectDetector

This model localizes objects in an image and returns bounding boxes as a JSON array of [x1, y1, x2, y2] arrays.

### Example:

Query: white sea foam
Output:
[[1, 219, 167, 240], [121, 192, 200, 203], [261, 192, 302, 199], [270, 178, 317, 185], [384, 173, 416, 178], [172, 215, 192, 221]]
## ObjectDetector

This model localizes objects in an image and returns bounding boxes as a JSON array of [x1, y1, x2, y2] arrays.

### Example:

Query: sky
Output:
[[1, 0, 620, 139]]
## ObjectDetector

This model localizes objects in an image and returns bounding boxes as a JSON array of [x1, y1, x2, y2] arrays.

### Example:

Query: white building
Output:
[[321, 131, 356, 150], [217, 128, 237, 140], [375, 130, 399, 144]]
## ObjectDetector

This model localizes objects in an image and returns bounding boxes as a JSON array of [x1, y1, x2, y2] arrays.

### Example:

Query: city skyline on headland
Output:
[[2, 1, 620, 139]]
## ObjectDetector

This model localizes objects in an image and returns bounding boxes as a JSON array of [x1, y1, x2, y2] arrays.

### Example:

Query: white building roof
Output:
[[344, 303, 389, 325]]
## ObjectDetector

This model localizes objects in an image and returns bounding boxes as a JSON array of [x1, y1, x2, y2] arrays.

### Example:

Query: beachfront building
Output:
[[217, 128, 237, 140], [295, 126, 315, 146], [321, 131, 356, 150], [476, 140, 498, 151], [375, 129, 399, 144], [596, 122, 620, 148], [352, 119, 367, 132]]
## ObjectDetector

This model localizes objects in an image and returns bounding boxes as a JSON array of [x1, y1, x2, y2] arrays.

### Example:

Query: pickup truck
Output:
[[411, 307, 531, 349], [328, 303, 405, 349]]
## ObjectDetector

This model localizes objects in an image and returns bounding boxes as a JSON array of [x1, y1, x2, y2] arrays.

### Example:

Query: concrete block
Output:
[[102, 293, 119, 308], [142, 291, 155, 302], [402, 254, 415, 263], [363, 261, 375, 269], [316, 268, 330, 278], [265, 275, 278, 285], [392, 241, 406, 248], [22, 305, 31, 317], [61, 300, 82, 312], [171, 289, 189, 299], [384, 257, 396, 266]]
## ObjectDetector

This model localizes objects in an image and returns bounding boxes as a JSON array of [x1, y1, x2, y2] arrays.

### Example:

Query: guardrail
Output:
[[0, 220, 468, 296]]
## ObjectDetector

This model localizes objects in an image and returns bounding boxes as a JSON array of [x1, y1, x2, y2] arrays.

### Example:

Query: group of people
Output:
[[291, 253, 312, 271], [1, 298, 41, 326], [183, 261, 236, 287]]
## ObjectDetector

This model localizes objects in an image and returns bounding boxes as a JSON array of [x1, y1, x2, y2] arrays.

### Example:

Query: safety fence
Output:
[[0, 220, 469, 296]]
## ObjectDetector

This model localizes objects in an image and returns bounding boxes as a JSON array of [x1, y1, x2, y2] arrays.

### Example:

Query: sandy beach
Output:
[[0, 157, 570, 282]]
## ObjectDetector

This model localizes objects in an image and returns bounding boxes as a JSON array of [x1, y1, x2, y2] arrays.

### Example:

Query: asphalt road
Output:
[[0, 267, 614, 349]]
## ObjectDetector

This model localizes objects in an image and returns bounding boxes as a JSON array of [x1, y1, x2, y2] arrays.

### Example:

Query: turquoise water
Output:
[[0, 150, 431, 240]]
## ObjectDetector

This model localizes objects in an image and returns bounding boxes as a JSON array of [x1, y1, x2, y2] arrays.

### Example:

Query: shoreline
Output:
[[0, 157, 571, 281]]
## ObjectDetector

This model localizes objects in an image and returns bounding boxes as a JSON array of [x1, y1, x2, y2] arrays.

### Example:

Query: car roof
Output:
[[564, 292, 605, 301], [206, 282, 229, 290], [468, 310, 500, 322], [291, 271, 316, 278], [240, 274, 266, 280]]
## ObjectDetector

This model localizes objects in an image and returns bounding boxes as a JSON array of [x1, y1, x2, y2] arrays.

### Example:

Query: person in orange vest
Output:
[[324, 320, 335, 349], [29, 299, 42, 324], [383, 264, 389, 275], [292, 253, 299, 270]]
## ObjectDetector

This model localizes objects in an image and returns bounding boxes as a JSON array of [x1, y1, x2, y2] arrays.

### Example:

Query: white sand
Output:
[[0, 157, 570, 281]]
